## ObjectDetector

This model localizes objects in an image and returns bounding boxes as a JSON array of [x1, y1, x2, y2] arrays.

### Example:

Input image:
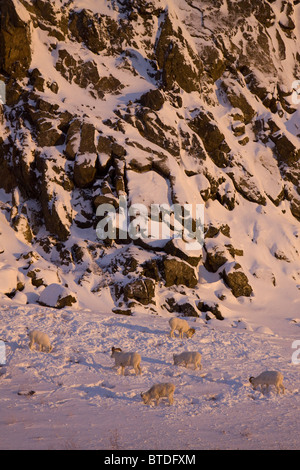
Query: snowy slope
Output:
[[0, 0, 299, 450]]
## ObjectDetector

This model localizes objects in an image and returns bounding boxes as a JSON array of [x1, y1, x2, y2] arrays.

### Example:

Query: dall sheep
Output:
[[249, 370, 285, 395], [173, 351, 202, 370], [28, 330, 53, 353], [111, 347, 142, 375], [141, 382, 175, 406], [169, 317, 195, 339]]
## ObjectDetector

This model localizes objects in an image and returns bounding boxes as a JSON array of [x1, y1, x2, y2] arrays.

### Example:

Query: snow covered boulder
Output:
[[27, 267, 60, 288], [165, 238, 202, 267], [74, 153, 97, 188], [197, 301, 224, 321], [221, 263, 253, 298], [124, 278, 155, 306], [162, 257, 198, 288], [0, 266, 19, 295], [204, 241, 232, 273], [13, 291, 28, 305], [11, 214, 33, 243], [38, 283, 77, 309]]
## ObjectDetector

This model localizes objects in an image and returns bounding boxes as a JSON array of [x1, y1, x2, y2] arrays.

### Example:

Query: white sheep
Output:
[[141, 382, 175, 406], [249, 371, 285, 395], [169, 317, 195, 339], [111, 347, 142, 375], [173, 351, 202, 370], [28, 330, 53, 353]]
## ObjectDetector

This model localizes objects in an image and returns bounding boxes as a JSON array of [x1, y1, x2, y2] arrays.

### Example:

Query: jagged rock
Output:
[[112, 143, 126, 159], [79, 122, 96, 155], [73, 123, 97, 187], [161, 257, 198, 288], [138, 89, 165, 111], [204, 241, 232, 273], [48, 81, 59, 94], [115, 176, 125, 195], [216, 180, 236, 210], [36, 155, 73, 241], [290, 197, 300, 222], [188, 111, 231, 167], [27, 268, 60, 288], [97, 135, 113, 155], [29, 68, 45, 92], [112, 307, 132, 316], [35, 120, 64, 147], [31, 0, 68, 39], [56, 49, 123, 99], [0, 0, 32, 78], [166, 297, 199, 317], [141, 259, 160, 281], [231, 122, 246, 137], [238, 136, 250, 146], [65, 120, 81, 160], [135, 108, 180, 156], [164, 238, 202, 267], [11, 214, 33, 243], [225, 244, 244, 258], [93, 194, 119, 209], [27, 270, 44, 287], [26, 104, 65, 148], [270, 133, 300, 166], [174, 302, 199, 317], [18, 250, 40, 264], [197, 301, 224, 321], [38, 283, 77, 309], [221, 264, 253, 298], [123, 278, 155, 305], [205, 223, 231, 239], [69, 9, 108, 54], [222, 81, 256, 124], [56, 50, 102, 97], [200, 45, 226, 82], [155, 14, 203, 92], [228, 171, 267, 206]]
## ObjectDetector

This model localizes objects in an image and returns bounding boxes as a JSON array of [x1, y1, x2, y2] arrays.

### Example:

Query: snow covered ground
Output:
[[0, 0, 299, 452], [0, 299, 299, 450]]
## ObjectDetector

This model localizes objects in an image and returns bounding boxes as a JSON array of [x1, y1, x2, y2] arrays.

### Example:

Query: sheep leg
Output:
[[277, 384, 285, 394]]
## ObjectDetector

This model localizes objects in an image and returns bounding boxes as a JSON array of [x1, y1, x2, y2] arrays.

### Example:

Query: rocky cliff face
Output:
[[0, 0, 299, 318]]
